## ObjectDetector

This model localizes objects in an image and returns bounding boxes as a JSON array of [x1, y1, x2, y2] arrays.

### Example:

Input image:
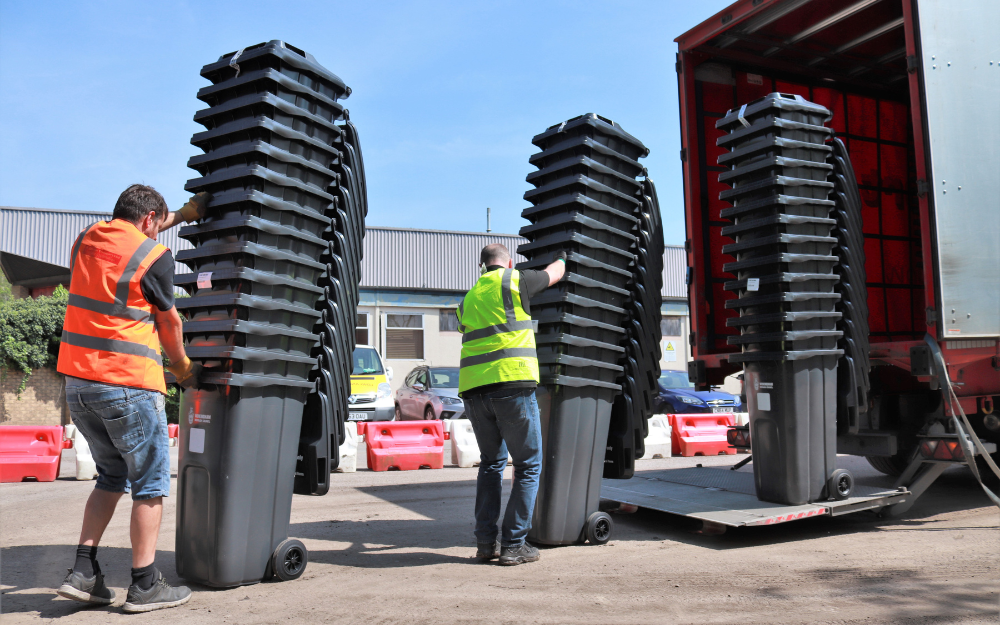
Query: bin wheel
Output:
[[829, 469, 854, 500], [271, 539, 308, 581], [585, 511, 613, 545]]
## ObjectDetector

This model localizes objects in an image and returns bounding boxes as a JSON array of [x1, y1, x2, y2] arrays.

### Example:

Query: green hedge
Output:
[[0, 278, 67, 395]]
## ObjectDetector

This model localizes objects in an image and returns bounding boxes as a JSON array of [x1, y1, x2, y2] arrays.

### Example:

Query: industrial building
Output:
[[0, 206, 689, 393]]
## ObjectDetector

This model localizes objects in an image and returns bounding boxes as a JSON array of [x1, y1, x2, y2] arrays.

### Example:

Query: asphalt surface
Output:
[[2, 443, 998, 624]]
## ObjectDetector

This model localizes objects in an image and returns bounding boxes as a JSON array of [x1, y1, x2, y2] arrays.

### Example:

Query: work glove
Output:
[[167, 356, 203, 390], [177, 192, 211, 223], [555, 250, 568, 263]]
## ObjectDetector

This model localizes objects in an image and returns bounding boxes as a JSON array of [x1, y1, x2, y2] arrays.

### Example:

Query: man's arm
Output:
[[158, 192, 211, 231], [156, 307, 201, 388], [155, 307, 187, 367], [542, 251, 567, 286]]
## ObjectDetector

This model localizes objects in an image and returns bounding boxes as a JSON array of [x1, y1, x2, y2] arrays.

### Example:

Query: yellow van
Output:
[[348, 345, 395, 422]]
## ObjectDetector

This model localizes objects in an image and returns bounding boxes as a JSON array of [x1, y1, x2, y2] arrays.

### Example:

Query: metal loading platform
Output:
[[601, 463, 910, 528]]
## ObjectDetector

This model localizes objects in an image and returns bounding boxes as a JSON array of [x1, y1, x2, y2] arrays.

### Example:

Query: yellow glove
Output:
[[167, 356, 203, 389], [177, 192, 211, 223]]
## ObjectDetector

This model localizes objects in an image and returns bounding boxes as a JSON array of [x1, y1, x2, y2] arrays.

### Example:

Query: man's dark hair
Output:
[[480, 243, 511, 266], [112, 184, 169, 224]]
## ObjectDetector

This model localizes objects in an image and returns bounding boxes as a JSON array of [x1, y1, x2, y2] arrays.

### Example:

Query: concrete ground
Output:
[[2, 444, 998, 624]]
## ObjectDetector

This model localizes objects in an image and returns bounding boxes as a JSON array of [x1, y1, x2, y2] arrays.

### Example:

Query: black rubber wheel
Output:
[[394, 405, 402, 421], [828, 469, 854, 500], [975, 451, 1000, 490], [424, 406, 435, 421], [585, 511, 613, 545], [271, 539, 308, 581], [866, 454, 909, 477]]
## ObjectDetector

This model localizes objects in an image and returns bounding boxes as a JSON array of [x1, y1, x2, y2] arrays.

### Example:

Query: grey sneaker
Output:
[[57, 566, 115, 605], [475, 540, 500, 562], [122, 572, 191, 614], [499, 542, 540, 566]]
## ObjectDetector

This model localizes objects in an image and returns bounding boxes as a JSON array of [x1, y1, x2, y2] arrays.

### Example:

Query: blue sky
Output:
[[0, 0, 732, 244]]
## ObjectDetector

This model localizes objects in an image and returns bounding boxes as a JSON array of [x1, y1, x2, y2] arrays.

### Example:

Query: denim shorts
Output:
[[67, 383, 171, 500]]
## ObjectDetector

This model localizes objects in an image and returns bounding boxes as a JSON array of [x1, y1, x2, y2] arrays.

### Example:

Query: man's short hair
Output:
[[112, 184, 169, 224], [481, 243, 511, 266]]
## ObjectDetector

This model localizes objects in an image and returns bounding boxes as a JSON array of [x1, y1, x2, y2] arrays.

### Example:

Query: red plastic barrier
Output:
[[668, 414, 737, 457], [361, 421, 444, 471], [0, 426, 67, 482], [168, 424, 179, 440]]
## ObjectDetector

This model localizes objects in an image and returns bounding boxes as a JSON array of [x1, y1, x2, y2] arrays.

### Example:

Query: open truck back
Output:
[[603, 0, 999, 526]]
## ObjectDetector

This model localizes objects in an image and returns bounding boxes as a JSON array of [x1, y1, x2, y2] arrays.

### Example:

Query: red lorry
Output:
[[603, 0, 998, 525], [678, 0, 999, 489]]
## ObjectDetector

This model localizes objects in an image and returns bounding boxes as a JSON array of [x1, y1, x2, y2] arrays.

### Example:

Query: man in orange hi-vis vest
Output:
[[55, 184, 208, 613]]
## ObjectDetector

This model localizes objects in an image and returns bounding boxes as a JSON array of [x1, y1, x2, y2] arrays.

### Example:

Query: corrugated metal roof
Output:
[[0, 207, 687, 300], [0, 206, 191, 276], [361, 227, 527, 292], [662, 245, 687, 299]]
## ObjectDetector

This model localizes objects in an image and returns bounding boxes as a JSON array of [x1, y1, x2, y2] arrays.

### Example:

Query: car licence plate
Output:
[[348, 412, 368, 421], [711, 407, 732, 413]]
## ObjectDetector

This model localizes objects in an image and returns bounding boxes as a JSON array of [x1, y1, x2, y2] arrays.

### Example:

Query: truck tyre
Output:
[[271, 539, 308, 582], [866, 454, 909, 477], [585, 511, 613, 545], [975, 451, 1000, 490], [828, 469, 854, 500]]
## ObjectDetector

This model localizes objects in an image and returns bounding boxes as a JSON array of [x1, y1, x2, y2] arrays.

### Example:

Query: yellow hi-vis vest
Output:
[[457, 268, 539, 394]]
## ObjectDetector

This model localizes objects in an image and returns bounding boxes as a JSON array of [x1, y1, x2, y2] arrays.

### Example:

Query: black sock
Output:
[[73, 545, 97, 577], [131, 563, 158, 591]]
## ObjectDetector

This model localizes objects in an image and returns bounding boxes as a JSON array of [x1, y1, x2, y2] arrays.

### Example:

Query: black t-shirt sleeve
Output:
[[140, 251, 175, 312], [518, 269, 551, 314]]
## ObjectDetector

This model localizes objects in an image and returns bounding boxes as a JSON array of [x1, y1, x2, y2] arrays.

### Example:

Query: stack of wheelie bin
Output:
[[518, 113, 663, 545], [605, 177, 666, 479], [172, 41, 363, 587], [828, 139, 870, 436], [716, 93, 853, 505]]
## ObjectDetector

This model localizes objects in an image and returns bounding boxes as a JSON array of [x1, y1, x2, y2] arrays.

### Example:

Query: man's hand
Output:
[[544, 251, 567, 286], [178, 192, 211, 223], [167, 356, 203, 390]]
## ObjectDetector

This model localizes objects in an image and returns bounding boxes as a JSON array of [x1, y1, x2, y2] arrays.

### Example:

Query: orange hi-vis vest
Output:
[[57, 219, 170, 394]]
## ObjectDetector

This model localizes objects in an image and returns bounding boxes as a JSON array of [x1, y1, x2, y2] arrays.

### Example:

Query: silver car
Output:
[[395, 366, 466, 421]]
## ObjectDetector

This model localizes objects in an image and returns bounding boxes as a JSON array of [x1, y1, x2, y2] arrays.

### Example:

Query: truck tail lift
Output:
[[602, 0, 1000, 528]]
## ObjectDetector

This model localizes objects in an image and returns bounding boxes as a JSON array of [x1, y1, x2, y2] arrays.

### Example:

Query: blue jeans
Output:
[[66, 383, 171, 500], [465, 386, 543, 547]]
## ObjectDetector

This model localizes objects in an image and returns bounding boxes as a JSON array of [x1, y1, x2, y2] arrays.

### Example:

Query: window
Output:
[[351, 346, 384, 375], [439, 309, 460, 332], [414, 369, 428, 387], [385, 313, 424, 359], [356, 313, 370, 346], [660, 316, 683, 337], [429, 368, 460, 388]]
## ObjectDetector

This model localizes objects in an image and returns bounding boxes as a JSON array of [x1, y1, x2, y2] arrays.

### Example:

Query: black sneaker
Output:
[[57, 565, 115, 605], [475, 540, 500, 562], [499, 542, 540, 566], [122, 572, 191, 614]]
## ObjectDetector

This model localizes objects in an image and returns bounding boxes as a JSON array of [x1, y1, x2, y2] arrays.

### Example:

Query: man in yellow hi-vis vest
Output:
[[457, 243, 565, 566]]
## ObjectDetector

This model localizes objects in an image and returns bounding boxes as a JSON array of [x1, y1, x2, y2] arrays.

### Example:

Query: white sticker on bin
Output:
[[196, 272, 212, 289], [189, 428, 205, 454], [746, 278, 760, 291], [757, 392, 771, 412]]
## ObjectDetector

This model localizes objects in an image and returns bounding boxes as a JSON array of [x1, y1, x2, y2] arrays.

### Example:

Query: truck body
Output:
[[676, 0, 999, 476]]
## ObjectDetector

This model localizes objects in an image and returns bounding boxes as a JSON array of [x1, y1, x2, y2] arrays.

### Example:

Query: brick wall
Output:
[[0, 367, 67, 426]]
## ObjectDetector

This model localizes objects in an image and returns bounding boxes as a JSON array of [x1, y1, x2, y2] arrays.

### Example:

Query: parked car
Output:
[[347, 345, 395, 422], [653, 370, 742, 414], [395, 366, 465, 421]]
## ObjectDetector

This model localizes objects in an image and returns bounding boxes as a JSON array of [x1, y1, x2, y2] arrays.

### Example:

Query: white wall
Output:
[[358, 305, 462, 393]]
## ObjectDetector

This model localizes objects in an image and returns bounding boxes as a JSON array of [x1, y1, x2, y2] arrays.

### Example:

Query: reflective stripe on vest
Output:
[[457, 268, 539, 393], [57, 220, 169, 393]]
